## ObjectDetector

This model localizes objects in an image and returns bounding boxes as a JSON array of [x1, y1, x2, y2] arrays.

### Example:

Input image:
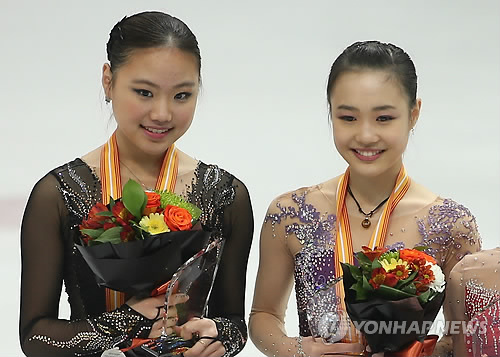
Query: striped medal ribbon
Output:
[[334, 165, 410, 342], [100, 132, 178, 311]]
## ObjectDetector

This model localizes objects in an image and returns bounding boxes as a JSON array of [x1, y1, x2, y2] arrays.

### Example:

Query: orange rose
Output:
[[163, 205, 193, 231], [400, 248, 436, 264], [143, 192, 162, 216]]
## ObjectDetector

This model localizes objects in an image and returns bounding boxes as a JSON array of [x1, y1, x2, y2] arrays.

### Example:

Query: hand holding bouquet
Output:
[[341, 246, 445, 355]]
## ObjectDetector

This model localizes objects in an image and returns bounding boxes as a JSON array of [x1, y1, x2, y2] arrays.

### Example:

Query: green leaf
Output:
[[362, 275, 374, 292], [356, 251, 372, 266], [122, 179, 147, 219], [376, 284, 416, 300], [348, 265, 362, 281], [371, 259, 382, 270], [401, 283, 417, 295], [417, 289, 432, 304], [396, 270, 418, 288], [95, 211, 114, 217], [351, 281, 369, 301], [380, 250, 399, 262], [93, 226, 123, 245], [413, 246, 429, 251], [80, 228, 104, 239], [109, 197, 116, 210]]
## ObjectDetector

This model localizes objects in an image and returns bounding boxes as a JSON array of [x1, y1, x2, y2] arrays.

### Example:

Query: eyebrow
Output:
[[131, 79, 196, 89], [336, 104, 397, 111]]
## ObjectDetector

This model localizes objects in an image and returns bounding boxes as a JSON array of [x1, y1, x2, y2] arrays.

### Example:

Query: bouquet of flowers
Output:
[[76, 179, 212, 297], [340, 246, 445, 355]]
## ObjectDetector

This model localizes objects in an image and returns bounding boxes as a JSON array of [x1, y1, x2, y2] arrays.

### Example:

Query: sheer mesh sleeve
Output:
[[207, 178, 254, 357], [419, 199, 481, 356], [249, 197, 303, 357], [447, 256, 468, 357], [19, 174, 155, 357]]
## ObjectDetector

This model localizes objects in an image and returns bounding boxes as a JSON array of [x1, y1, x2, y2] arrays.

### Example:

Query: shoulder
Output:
[[427, 197, 477, 222], [197, 161, 247, 190], [266, 176, 339, 214], [194, 161, 252, 213], [27, 159, 90, 213], [51, 158, 90, 176]]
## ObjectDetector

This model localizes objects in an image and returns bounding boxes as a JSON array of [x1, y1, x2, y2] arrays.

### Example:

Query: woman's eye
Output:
[[339, 115, 356, 122], [174, 92, 192, 100], [377, 115, 395, 122], [133, 89, 153, 98]]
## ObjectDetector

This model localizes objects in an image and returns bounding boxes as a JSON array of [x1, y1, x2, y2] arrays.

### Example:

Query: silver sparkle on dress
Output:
[[306, 277, 348, 343]]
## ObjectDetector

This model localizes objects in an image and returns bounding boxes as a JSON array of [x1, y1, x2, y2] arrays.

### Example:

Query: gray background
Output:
[[1, 1, 499, 356]]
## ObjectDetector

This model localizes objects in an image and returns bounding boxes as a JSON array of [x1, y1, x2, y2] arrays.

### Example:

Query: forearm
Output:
[[21, 304, 154, 357], [249, 311, 301, 357]]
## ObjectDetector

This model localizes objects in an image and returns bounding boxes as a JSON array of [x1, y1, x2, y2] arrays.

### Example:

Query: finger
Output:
[[184, 340, 223, 357], [205, 341, 225, 357], [148, 319, 164, 339], [318, 342, 365, 354], [166, 292, 189, 306]]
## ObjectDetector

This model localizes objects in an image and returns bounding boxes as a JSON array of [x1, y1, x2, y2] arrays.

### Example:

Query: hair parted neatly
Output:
[[106, 11, 201, 78], [327, 41, 417, 108]]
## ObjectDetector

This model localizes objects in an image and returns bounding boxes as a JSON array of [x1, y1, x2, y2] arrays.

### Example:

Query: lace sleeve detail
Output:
[[190, 166, 254, 357], [19, 171, 157, 356], [213, 317, 247, 357], [27, 305, 154, 356], [418, 198, 481, 275]]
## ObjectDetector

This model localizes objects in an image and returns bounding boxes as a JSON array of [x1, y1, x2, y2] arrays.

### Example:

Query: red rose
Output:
[[143, 192, 162, 216], [163, 205, 193, 231]]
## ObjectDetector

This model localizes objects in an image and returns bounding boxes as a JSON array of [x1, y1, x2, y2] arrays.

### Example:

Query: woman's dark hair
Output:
[[326, 41, 417, 108], [106, 11, 201, 78]]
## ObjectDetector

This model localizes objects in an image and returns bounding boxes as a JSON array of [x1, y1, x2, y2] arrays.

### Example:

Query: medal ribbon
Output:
[[334, 165, 410, 342], [100, 131, 178, 311]]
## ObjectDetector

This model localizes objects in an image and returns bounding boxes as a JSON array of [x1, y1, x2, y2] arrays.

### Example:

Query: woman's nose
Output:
[[150, 99, 172, 122]]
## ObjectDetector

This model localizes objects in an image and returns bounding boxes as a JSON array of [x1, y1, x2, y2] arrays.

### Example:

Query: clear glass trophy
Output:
[[138, 238, 223, 356]]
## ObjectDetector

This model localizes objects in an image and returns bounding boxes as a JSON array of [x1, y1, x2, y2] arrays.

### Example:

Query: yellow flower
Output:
[[139, 213, 170, 235], [380, 258, 408, 272]]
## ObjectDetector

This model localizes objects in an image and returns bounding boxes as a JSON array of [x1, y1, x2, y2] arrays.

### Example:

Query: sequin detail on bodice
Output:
[[464, 280, 500, 357], [265, 191, 479, 337]]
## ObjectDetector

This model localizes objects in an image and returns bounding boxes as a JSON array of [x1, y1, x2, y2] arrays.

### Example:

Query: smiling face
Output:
[[102, 46, 200, 158], [330, 70, 421, 179]]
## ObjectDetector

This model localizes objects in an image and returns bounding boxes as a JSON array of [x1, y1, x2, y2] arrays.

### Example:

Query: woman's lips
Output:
[[352, 149, 384, 161], [141, 125, 171, 139]]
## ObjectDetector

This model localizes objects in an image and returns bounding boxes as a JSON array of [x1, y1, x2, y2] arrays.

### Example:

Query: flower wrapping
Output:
[[76, 229, 211, 297], [340, 246, 445, 354], [77, 179, 211, 297]]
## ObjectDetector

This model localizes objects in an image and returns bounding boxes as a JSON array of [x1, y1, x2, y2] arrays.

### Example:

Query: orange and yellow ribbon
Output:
[[334, 166, 411, 343], [100, 132, 178, 311]]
